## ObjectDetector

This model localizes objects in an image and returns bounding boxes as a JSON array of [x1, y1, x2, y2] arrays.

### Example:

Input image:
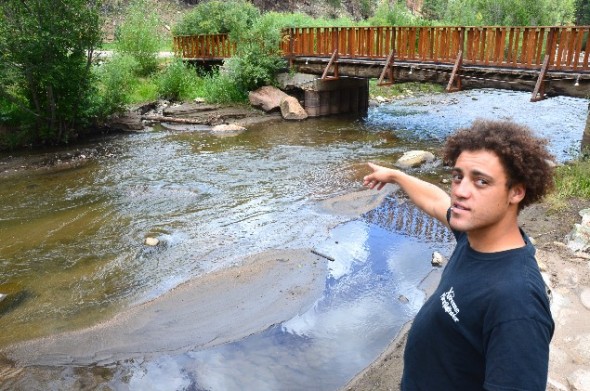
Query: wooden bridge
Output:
[[174, 25, 589, 100]]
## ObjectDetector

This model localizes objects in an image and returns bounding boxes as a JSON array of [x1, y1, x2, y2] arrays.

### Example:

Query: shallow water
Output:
[[0, 89, 587, 390]]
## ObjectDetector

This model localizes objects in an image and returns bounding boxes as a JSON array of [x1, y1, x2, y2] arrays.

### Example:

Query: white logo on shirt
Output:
[[441, 287, 460, 322]]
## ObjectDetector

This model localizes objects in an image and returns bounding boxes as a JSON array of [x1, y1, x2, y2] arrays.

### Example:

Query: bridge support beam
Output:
[[304, 77, 368, 117]]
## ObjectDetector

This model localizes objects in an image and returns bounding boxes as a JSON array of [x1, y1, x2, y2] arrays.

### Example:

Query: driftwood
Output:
[[142, 115, 213, 124]]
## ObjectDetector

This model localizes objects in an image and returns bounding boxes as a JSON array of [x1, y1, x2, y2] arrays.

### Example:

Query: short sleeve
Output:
[[483, 318, 552, 391]]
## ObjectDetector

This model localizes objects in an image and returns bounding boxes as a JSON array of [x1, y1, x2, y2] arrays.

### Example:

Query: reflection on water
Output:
[[0, 89, 587, 390]]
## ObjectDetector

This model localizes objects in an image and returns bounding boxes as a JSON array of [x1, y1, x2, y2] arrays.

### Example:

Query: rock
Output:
[[375, 95, 387, 103], [431, 251, 445, 267], [211, 124, 246, 133], [581, 288, 590, 311], [280, 96, 308, 120], [145, 237, 159, 246], [107, 113, 144, 131], [396, 150, 435, 169], [276, 72, 317, 90], [248, 86, 289, 112], [0, 293, 6, 303], [567, 368, 590, 391], [566, 209, 590, 252], [398, 295, 409, 304]]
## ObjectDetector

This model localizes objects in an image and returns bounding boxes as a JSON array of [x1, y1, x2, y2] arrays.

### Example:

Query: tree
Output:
[[115, 0, 163, 76], [575, 0, 590, 24], [0, 0, 102, 145]]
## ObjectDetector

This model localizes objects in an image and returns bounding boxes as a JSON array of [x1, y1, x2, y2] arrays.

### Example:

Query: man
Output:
[[363, 119, 555, 390]]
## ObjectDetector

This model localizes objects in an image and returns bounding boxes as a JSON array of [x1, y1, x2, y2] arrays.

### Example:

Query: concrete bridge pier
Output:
[[303, 77, 368, 117]]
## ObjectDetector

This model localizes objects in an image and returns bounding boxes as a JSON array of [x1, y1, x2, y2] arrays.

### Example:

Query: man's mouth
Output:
[[451, 203, 469, 211]]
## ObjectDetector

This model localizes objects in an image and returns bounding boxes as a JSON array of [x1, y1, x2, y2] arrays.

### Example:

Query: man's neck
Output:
[[467, 219, 525, 253]]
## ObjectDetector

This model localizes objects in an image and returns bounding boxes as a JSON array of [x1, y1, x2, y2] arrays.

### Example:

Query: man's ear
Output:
[[509, 183, 526, 205]]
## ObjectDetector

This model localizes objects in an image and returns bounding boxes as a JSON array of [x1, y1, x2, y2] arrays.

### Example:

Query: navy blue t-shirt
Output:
[[401, 220, 554, 390]]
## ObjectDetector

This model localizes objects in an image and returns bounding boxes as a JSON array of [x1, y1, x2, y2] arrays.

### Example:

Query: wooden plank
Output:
[[410, 27, 417, 60], [446, 50, 463, 92], [377, 49, 396, 86], [531, 54, 550, 102], [321, 49, 339, 79], [584, 28, 590, 69], [573, 28, 584, 70], [556, 28, 567, 69], [566, 28, 576, 68]]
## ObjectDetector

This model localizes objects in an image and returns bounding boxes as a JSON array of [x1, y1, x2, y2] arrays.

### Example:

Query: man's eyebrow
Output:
[[451, 167, 494, 180]]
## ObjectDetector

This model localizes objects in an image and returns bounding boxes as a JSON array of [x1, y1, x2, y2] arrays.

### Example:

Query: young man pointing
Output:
[[363, 119, 555, 390]]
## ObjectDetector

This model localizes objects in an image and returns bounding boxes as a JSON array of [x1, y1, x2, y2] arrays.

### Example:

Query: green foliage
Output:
[[368, 1, 428, 26], [94, 54, 138, 117], [197, 71, 247, 104], [115, 0, 162, 76], [157, 58, 201, 101], [369, 80, 444, 99], [575, 0, 590, 24], [0, 0, 102, 145], [547, 158, 590, 209], [172, 0, 260, 36]]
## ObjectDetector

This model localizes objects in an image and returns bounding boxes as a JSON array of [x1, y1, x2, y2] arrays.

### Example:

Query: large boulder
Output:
[[249, 86, 289, 112], [280, 96, 308, 120]]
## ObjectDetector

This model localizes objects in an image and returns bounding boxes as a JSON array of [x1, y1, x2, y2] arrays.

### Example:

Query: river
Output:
[[0, 89, 587, 390]]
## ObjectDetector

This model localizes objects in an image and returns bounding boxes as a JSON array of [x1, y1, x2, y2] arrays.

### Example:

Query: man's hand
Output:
[[363, 162, 396, 190]]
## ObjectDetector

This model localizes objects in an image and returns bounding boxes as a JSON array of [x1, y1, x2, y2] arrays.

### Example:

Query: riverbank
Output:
[[344, 200, 590, 391]]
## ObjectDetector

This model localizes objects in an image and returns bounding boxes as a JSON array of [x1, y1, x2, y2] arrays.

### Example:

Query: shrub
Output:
[[94, 54, 139, 117], [172, 0, 260, 36], [198, 71, 247, 104], [115, 0, 162, 76], [157, 59, 201, 101]]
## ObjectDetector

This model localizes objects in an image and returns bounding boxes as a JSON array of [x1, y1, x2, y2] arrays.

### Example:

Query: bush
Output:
[[172, 0, 260, 36], [115, 0, 162, 76], [157, 59, 201, 101], [94, 54, 139, 117], [198, 71, 247, 104]]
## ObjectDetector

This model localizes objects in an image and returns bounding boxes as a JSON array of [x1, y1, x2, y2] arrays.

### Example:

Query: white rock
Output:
[[211, 124, 246, 133], [581, 288, 590, 311], [567, 368, 590, 391], [396, 150, 435, 169], [0, 293, 6, 303], [431, 251, 445, 267], [566, 209, 590, 252], [145, 237, 159, 246]]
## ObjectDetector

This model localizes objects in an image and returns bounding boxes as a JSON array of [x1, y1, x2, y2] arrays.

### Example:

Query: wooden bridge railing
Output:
[[174, 33, 235, 59], [174, 26, 590, 72], [281, 26, 590, 72]]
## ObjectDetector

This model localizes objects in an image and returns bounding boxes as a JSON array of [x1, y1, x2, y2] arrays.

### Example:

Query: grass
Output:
[[546, 158, 590, 210], [369, 80, 445, 100]]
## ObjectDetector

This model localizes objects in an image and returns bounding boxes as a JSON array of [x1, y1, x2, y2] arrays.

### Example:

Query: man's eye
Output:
[[475, 178, 488, 186], [451, 173, 462, 182]]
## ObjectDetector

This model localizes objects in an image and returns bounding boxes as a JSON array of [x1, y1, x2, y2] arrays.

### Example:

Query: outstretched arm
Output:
[[363, 162, 451, 227]]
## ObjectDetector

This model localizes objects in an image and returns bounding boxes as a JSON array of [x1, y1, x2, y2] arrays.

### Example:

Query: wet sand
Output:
[[5, 249, 328, 366]]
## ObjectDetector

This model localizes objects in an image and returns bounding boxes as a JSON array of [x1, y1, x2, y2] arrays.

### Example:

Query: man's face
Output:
[[449, 149, 524, 234]]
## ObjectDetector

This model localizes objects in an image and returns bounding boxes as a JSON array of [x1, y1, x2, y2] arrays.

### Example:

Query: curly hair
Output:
[[443, 119, 555, 211]]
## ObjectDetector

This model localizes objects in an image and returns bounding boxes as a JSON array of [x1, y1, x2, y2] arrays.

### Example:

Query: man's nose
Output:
[[452, 179, 471, 198]]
